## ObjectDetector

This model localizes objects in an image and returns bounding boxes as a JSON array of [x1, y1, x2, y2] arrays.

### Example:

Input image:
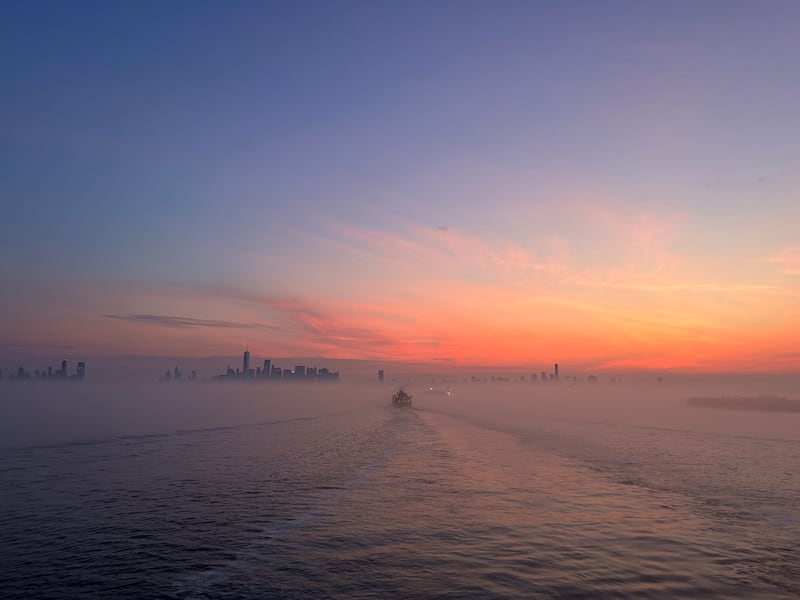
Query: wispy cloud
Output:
[[0, 342, 78, 350], [300, 219, 562, 279], [568, 199, 685, 256], [297, 218, 786, 298], [767, 245, 800, 275], [564, 275, 789, 294], [178, 286, 446, 360], [103, 314, 274, 330]]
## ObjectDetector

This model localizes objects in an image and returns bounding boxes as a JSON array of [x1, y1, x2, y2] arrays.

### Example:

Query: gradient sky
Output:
[[2, 1, 800, 373]]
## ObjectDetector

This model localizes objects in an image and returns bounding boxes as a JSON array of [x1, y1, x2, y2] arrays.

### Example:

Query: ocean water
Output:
[[1, 383, 798, 598]]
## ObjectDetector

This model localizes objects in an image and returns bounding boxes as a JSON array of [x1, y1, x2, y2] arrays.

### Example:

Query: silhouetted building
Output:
[[554, 363, 559, 382], [242, 350, 250, 378], [316, 367, 339, 381], [378, 370, 384, 382], [61, 358, 68, 377], [17, 367, 33, 379], [263, 359, 271, 378], [541, 371, 547, 383], [588, 375, 598, 384], [530, 373, 537, 383], [76, 362, 86, 379], [295, 365, 306, 378]]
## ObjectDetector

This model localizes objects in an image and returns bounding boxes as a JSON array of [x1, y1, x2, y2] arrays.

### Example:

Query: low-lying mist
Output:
[[0, 382, 380, 449], [1, 378, 798, 450], [418, 382, 800, 442]]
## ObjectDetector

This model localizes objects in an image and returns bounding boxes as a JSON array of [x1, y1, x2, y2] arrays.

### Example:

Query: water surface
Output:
[[1, 383, 797, 598]]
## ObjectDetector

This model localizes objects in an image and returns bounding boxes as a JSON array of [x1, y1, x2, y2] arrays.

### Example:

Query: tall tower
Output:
[[77, 362, 86, 379], [242, 350, 250, 378], [61, 358, 68, 377], [554, 363, 559, 382], [378, 369, 384, 382]]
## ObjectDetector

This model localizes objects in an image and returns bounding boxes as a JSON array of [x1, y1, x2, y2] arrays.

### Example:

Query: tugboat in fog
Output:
[[392, 388, 413, 407]]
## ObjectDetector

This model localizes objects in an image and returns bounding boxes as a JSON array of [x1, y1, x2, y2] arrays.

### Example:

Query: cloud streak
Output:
[[0, 342, 79, 350], [103, 314, 274, 330], [177, 286, 448, 360], [301, 219, 562, 280], [768, 245, 800, 275]]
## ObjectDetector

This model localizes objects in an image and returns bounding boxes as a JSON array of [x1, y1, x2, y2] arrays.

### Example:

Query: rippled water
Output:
[[1, 384, 798, 598]]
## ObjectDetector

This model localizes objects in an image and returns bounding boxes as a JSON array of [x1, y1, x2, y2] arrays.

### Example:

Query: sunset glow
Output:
[[2, 2, 799, 374]]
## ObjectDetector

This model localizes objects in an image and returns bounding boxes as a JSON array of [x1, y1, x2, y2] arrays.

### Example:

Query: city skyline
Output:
[[2, 3, 800, 373], [211, 349, 340, 381], [0, 349, 619, 386], [4, 357, 86, 381]]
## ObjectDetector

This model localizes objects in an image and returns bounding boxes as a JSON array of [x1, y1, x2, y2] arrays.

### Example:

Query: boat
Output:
[[392, 388, 413, 407]]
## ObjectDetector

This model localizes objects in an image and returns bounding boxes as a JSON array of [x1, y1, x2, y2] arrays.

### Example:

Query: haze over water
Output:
[[2, 382, 799, 598]]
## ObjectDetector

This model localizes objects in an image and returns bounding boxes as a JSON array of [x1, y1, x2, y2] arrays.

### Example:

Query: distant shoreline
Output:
[[687, 395, 800, 414]]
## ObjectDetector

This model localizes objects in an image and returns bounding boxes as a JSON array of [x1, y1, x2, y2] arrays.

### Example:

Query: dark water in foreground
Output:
[[1, 384, 799, 598]]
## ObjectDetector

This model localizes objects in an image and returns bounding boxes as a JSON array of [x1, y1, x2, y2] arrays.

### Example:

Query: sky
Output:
[[1, 1, 800, 375]]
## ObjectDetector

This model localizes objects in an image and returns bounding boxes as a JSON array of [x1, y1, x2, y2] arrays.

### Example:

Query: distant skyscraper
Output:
[[76, 362, 86, 379], [263, 359, 271, 378], [242, 350, 250, 377], [554, 363, 559, 382], [378, 369, 384, 382], [541, 371, 547, 382], [61, 358, 68, 377], [530, 373, 537, 382]]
